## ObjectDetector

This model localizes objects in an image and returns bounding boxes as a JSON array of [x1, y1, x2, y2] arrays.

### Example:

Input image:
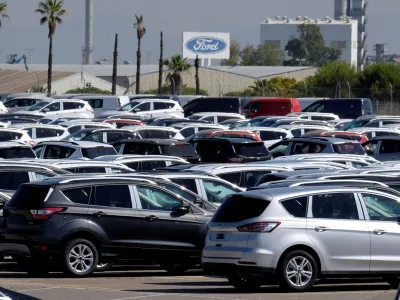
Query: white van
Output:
[[73, 95, 130, 117]]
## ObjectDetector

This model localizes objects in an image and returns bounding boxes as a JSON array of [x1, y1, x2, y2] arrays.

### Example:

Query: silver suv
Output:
[[203, 186, 400, 292]]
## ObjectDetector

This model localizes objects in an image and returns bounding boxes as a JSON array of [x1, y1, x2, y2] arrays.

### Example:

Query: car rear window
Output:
[[160, 144, 197, 158], [332, 134, 362, 142], [212, 194, 270, 222], [0, 147, 36, 159], [333, 143, 365, 155], [81, 147, 117, 159], [6, 185, 50, 209], [233, 143, 269, 157]]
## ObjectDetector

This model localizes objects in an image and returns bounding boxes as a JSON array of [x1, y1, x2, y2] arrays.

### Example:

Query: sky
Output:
[[0, 0, 398, 64]]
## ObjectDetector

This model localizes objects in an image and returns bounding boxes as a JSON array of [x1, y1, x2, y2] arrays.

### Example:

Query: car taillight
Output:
[[237, 222, 280, 233], [226, 157, 243, 163], [30, 208, 64, 220]]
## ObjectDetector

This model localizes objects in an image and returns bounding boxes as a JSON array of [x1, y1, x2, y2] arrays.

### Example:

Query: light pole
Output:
[[24, 48, 36, 64]]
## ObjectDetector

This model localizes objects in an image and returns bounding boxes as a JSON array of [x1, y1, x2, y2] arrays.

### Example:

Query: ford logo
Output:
[[185, 37, 227, 54]]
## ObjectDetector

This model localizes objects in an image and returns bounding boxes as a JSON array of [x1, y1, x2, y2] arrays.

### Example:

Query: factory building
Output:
[[260, 16, 358, 67]]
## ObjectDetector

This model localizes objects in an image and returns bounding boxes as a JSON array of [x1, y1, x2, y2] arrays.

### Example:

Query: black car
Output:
[[1, 177, 212, 276], [302, 98, 373, 119], [183, 97, 251, 117], [112, 139, 201, 163], [362, 136, 400, 162], [190, 137, 271, 163]]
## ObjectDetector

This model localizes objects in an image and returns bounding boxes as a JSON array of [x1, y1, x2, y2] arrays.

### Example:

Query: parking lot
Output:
[[0, 264, 395, 300]]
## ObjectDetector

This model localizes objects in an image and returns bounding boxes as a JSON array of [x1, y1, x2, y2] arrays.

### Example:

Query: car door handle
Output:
[[93, 211, 107, 217], [145, 215, 158, 222], [315, 226, 329, 232], [374, 229, 388, 235]]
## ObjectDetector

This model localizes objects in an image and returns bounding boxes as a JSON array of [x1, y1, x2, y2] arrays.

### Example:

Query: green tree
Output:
[[134, 14, 146, 95], [142, 84, 208, 96], [65, 87, 112, 94], [241, 43, 284, 66], [35, 0, 68, 97], [163, 55, 192, 95], [222, 40, 241, 66], [0, 2, 10, 28], [285, 24, 342, 66]]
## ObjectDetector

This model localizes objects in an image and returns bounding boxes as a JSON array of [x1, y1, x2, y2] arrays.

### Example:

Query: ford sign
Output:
[[185, 36, 227, 55]]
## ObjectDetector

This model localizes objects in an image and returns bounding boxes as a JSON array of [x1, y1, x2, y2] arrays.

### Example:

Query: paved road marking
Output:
[[17, 286, 60, 292], [112, 294, 172, 300]]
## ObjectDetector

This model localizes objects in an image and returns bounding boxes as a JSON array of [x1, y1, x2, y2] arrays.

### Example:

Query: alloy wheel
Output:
[[285, 256, 313, 287], [68, 244, 94, 273]]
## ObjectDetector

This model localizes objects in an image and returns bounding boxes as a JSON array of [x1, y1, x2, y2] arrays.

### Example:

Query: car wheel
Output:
[[160, 262, 189, 275], [278, 250, 318, 292], [96, 262, 113, 272], [63, 238, 98, 277], [227, 274, 261, 292], [384, 276, 400, 289]]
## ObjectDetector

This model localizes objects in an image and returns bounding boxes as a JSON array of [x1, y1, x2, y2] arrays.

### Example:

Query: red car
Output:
[[187, 129, 262, 142], [304, 130, 368, 144]]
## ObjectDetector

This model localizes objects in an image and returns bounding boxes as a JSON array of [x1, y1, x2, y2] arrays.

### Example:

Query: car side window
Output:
[[106, 132, 125, 143], [153, 102, 168, 110], [135, 102, 150, 112], [141, 160, 167, 171], [268, 141, 289, 157], [244, 171, 272, 188], [91, 185, 132, 208], [83, 133, 104, 143], [218, 173, 241, 187], [203, 116, 214, 122], [360, 193, 400, 221], [180, 128, 196, 138], [0, 131, 12, 142], [202, 179, 238, 204], [44, 145, 76, 159], [36, 128, 56, 138], [170, 179, 198, 193], [33, 145, 45, 157], [311, 193, 359, 220], [147, 130, 167, 139], [363, 140, 379, 155], [0, 172, 30, 190], [63, 102, 78, 110], [281, 196, 308, 217], [9, 132, 23, 140], [380, 140, 400, 154], [136, 185, 182, 211], [45, 102, 61, 112], [77, 167, 106, 173], [62, 187, 91, 205]]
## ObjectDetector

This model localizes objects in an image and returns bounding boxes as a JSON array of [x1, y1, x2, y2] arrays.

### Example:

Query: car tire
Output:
[[160, 262, 189, 275], [227, 274, 261, 292], [63, 238, 98, 277], [384, 276, 400, 289], [96, 262, 113, 272], [278, 250, 318, 292]]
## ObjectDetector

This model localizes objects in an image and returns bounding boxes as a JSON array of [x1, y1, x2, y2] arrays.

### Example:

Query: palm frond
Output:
[[39, 16, 48, 25]]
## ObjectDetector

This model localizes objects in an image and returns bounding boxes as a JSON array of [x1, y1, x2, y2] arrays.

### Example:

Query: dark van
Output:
[[183, 97, 251, 117], [302, 98, 373, 119], [243, 98, 301, 118]]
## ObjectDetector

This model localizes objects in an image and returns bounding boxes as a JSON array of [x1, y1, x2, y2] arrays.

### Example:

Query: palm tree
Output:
[[250, 79, 274, 96], [35, 0, 68, 97], [157, 31, 163, 95], [194, 55, 200, 95], [163, 55, 191, 95], [0, 2, 10, 28], [134, 14, 146, 94]]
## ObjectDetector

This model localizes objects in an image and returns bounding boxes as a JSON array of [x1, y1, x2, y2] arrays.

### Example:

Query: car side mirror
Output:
[[42, 108, 49, 112], [133, 108, 140, 112], [172, 203, 190, 214]]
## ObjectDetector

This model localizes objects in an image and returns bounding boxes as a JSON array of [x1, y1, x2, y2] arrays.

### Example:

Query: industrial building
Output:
[[260, 16, 358, 67]]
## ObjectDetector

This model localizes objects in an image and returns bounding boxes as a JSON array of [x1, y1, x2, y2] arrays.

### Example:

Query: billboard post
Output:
[[183, 32, 230, 65]]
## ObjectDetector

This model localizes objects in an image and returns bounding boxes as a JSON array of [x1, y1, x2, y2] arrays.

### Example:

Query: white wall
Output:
[[49, 72, 126, 95], [260, 21, 358, 67]]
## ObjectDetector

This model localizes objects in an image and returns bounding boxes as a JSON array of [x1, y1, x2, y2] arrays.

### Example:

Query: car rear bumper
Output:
[[202, 262, 275, 276]]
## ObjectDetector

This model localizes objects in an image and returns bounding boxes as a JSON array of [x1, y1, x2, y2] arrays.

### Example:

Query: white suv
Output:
[[17, 99, 94, 119], [98, 99, 184, 119]]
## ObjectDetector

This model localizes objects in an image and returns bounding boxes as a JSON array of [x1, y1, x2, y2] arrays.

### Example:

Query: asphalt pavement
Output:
[[0, 264, 396, 300]]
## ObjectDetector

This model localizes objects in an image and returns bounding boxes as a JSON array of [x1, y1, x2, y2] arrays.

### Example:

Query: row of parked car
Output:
[[0, 93, 400, 293]]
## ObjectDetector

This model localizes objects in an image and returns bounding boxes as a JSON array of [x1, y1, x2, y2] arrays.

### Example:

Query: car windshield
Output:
[[27, 102, 49, 111], [160, 144, 197, 158], [234, 143, 270, 157], [81, 147, 117, 159], [0, 147, 36, 159], [63, 129, 96, 141], [117, 101, 141, 111]]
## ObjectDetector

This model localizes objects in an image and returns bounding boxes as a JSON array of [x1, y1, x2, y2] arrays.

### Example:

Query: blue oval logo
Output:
[[185, 36, 227, 54]]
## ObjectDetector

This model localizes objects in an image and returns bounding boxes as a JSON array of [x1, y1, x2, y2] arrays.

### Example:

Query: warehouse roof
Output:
[[0, 64, 317, 79]]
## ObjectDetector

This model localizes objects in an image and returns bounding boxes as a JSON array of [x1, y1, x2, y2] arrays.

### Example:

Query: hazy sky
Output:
[[0, 0, 397, 64]]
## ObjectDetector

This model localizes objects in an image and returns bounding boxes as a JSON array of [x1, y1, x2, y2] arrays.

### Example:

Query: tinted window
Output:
[[141, 160, 167, 171], [62, 187, 91, 204], [291, 142, 326, 155], [106, 132, 125, 143], [379, 140, 400, 154], [81, 147, 117, 159], [45, 102, 60, 111], [212, 194, 270, 222], [0, 131, 12, 141], [333, 143, 365, 155], [125, 162, 139, 171], [375, 131, 398, 137], [134, 102, 150, 111], [153, 102, 168, 110], [160, 144, 197, 157], [63, 102, 78, 110], [83, 133, 104, 143], [136, 186, 182, 211], [36, 128, 57, 138], [6, 185, 50, 209], [219, 173, 241, 187], [157, 183, 198, 203], [218, 116, 237, 122], [180, 128, 196, 138], [233, 143, 269, 157], [91, 185, 132, 208], [77, 167, 106, 173], [147, 130, 167, 139], [170, 179, 197, 193], [361, 193, 400, 221], [86, 99, 103, 108], [44, 145, 76, 159], [0, 172, 30, 190], [291, 129, 302, 137], [203, 179, 239, 204], [244, 171, 272, 188], [259, 131, 286, 140], [122, 143, 159, 155], [281, 197, 308, 217], [312, 193, 359, 219], [250, 102, 261, 112], [268, 141, 289, 157], [0, 147, 36, 159]]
